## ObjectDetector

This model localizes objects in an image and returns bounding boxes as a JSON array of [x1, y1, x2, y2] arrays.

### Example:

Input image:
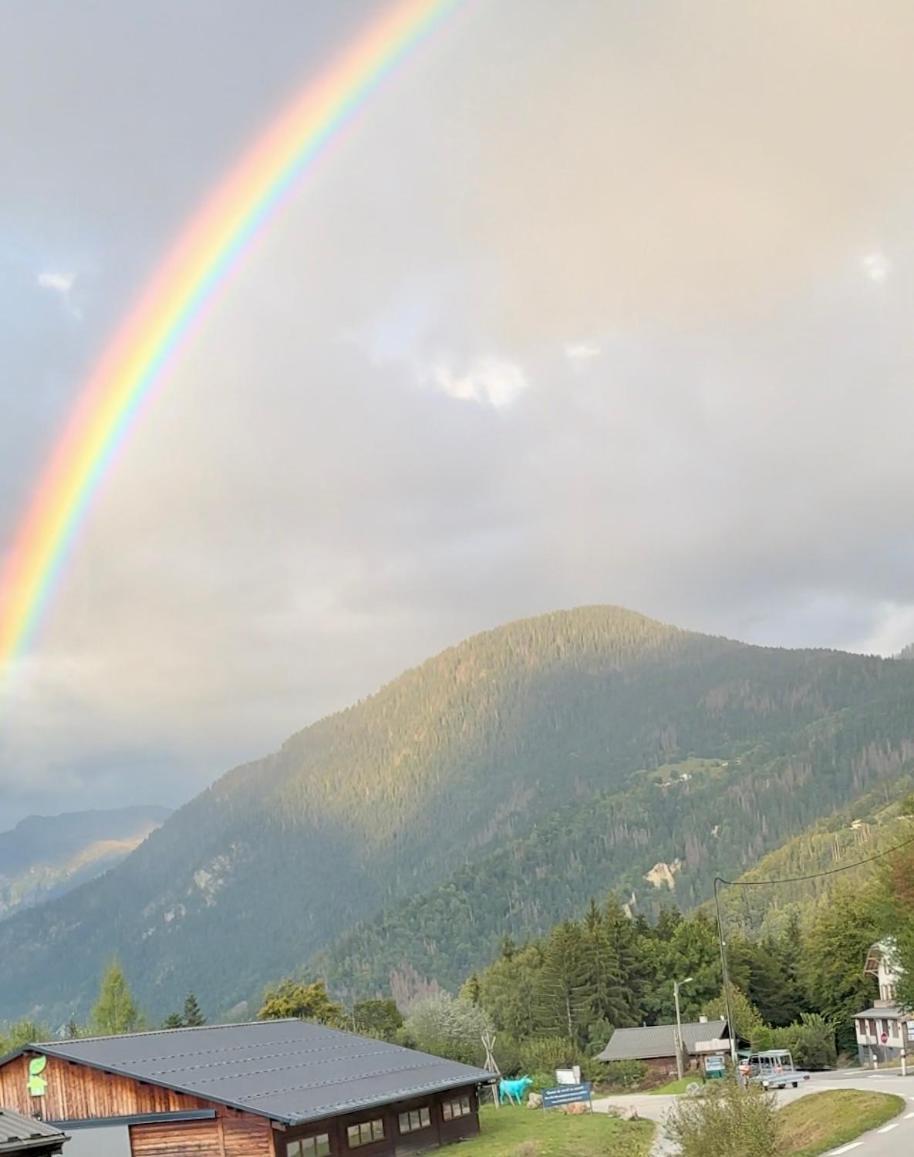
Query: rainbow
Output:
[[0, 0, 459, 677]]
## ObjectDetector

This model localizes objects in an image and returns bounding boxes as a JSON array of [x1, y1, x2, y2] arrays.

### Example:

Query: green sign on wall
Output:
[[27, 1056, 47, 1097]]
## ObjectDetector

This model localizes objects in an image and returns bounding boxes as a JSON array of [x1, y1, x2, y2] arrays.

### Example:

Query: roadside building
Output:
[[596, 1017, 730, 1078], [854, 939, 910, 1064], [0, 1107, 67, 1156], [0, 1020, 490, 1157]]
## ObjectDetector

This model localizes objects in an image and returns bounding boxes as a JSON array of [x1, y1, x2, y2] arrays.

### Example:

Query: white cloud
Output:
[[428, 358, 529, 409], [37, 270, 75, 294], [854, 602, 914, 657], [861, 251, 891, 283], [564, 342, 602, 363], [37, 270, 82, 319]]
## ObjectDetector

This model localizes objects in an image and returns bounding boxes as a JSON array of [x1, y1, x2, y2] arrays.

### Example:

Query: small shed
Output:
[[596, 1019, 730, 1077], [0, 1020, 491, 1157], [0, 1106, 67, 1156]]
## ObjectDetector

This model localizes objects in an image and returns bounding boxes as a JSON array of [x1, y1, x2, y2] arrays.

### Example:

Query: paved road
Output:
[[594, 1071, 914, 1156]]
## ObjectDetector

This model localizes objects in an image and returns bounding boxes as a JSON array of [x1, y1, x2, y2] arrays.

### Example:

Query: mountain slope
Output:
[[313, 748, 914, 997], [0, 806, 171, 921], [4, 606, 914, 1024]]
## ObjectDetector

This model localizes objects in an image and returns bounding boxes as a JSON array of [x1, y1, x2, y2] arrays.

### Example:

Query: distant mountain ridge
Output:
[[0, 806, 171, 921], [4, 607, 914, 1024]]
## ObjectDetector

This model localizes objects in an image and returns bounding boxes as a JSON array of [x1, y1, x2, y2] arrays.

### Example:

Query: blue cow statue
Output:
[[498, 1076, 534, 1105]]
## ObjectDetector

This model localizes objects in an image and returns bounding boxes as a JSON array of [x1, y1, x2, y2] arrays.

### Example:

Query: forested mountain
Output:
[[0, 806, 170, 920], [4, 606, 914, 1025]]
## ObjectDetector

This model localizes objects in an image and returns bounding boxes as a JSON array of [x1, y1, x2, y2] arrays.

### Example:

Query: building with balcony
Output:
[[854, 939, 911, 1064]]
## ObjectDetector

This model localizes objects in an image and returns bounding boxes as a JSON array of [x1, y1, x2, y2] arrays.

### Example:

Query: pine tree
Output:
[[581, 900, 629, 1029], [182, 993, 206, 1027], [534, 922, 591, 1046], [162, 1012, 184, 1029], [91, 961, 141, 1036]]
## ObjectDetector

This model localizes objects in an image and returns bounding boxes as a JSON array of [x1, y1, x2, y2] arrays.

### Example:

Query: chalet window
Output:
[[288, 1137, 331, 1157], [347, 1119, 385, 1148], [441, 1095, 472, 1121], [398, 1107, 431, 1133]]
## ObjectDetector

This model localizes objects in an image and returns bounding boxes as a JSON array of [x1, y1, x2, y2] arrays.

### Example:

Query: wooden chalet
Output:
[[0, 1020, 491, 1157]]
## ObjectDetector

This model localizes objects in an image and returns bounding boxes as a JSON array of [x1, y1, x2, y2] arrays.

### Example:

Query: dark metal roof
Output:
[[0, 1106, 68, 1152], [597, 1019, 728, 1061], [29, 1020, 490, 1126]]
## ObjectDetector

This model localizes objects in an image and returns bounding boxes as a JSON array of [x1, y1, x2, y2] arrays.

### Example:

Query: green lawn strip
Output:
[[463, 1104, 654, 1156], [649, 1076, 704, 1095], [780, 1089, 905, 1156]]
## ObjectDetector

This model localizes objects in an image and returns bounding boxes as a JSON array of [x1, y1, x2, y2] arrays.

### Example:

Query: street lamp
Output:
[[673, 977, 693, 1082]]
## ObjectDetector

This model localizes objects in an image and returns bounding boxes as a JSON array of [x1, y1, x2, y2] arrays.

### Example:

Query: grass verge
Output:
[[649, 1076, 703, 1095], [780, 1089, 904, 1156], [463, 1104, 655, 1156]]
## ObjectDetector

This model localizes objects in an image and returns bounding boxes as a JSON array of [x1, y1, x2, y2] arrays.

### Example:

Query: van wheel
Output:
[[792, 1082, 798, 1088]]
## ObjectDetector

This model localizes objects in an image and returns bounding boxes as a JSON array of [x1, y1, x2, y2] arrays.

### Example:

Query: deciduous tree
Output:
[[257, 979, 343, 1026]]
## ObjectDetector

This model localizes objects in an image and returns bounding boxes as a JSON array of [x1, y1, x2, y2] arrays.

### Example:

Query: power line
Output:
[[714, 825, 914, 890], [712, 819, 914, 1063]]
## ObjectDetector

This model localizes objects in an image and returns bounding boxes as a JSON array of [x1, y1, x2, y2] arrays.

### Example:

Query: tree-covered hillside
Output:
[[4, 606, 914, 1024], [314, 751, 914, 997]]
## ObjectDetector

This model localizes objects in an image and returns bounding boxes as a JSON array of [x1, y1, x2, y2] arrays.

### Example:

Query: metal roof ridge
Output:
[[149, 1053, 447, 1084], [36, 1019, 299, 1048], [95, 1040, 404, 1069]]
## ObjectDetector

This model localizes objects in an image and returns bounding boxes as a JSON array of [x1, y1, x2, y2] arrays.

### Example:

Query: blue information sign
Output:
[[542, 1082, 592, 1109]]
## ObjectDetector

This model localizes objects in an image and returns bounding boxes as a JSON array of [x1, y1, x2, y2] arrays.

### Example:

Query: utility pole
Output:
[[714, 877, 739, 1066], [673, 976, 693, 1081]]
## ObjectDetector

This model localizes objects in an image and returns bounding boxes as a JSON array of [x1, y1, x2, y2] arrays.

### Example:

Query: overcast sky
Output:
[[4, 0, 914, 826]]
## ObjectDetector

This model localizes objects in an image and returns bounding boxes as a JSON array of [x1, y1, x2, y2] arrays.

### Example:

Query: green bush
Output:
[[578, 1055, 610, 1083], [586, 1017, 614, 1051], [753, 1014, 837, 1071], [601, 1059, 648, 1088], [528, 1070, 556, 1093], [518, 1035, 579, 1074], [666, 1079, 781, 1157], [492, 1034, 525, 1077]]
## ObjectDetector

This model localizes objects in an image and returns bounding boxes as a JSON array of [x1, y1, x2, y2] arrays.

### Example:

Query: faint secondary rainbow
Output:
[[0, 0, 460, 677]]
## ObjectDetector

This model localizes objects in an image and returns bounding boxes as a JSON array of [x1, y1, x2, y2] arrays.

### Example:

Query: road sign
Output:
[[542, 1083, 592, 1110], [881, 1032, 888, 1044]]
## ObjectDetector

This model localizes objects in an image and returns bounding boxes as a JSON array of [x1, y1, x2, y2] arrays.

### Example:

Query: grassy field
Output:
[[780, 1090, 904, 1156], [463, 1104, 654, 1156]]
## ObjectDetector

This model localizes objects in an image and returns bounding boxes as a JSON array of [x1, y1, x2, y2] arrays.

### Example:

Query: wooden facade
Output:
[[0, 1051, 480, 1157], [276, 1086, 480, 1157]]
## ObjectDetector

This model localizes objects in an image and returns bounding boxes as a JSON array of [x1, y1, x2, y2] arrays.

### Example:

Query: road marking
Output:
[[877, 1122, 899, 1133], [827, 1145, 862, 1155], [905, 1111, 914, 1119]]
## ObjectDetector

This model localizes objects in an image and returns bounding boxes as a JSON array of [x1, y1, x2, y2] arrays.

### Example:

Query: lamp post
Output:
[[673, 976, 693, 1081]]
